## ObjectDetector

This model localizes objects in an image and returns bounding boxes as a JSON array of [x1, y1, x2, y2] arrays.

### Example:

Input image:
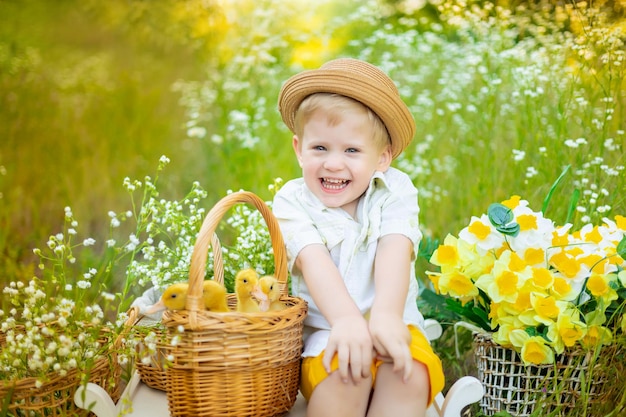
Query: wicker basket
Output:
[[134, 233, 224, 392], [133, 318, 171, 391], [0, 318, 128, 416], [473, 332, 610, 416], [161, 191, 307, 417]]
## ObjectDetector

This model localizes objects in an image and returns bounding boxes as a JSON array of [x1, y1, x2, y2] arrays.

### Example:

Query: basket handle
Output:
[[186, 191, 288, 312]]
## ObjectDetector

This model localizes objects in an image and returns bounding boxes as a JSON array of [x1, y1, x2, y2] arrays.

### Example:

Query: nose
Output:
[[323, 152, 344, 171]]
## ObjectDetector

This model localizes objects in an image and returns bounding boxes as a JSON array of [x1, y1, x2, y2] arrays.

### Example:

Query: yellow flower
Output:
[[547, 311, 586, 353], [523, 247, 545, 266], [509, 329, 554, 365], [530, 267, 553, 290], [508, 251, 527, 272], [460, 245, 495, 279], [511, 288, 532, 312], [551, 229, 571, 247], [607, 246, 624, 266], [582, 225, 603, 244], [557, 315, 585, 347], [521, 336, 555, 365], [501, 195, 522, 209], [488, 300, 503, 322], [580, 324, 612, 349], [429, 234, 459, 267], [579, 253, 608, 273], [549, 250, 581, 279], [551, 276, 576, 300], [427, 196, 626, 366], [531, 293, 561, 321], [438, 270, 478, 298], [468, 220, 491, 240], [559, 324, 585, 348], [493, 323, 521, 347], [426, 271, 441, 293], [586, 273, 618, 303], [475, 251, 531, 303], [518, 292, 565, 327], [477, 270, 517, 303], [490, 302, 525, 330], [517, 214, 538, 231]]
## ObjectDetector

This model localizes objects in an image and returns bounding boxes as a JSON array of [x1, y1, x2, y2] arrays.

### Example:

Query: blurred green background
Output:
[[1, 0, 625, 296]]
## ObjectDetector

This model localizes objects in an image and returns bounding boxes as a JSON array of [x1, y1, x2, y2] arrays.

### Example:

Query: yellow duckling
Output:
[[235, 268, 261, 313], [145, 282, 188, 314], [146, 281, 230, 314], [253, 275, 288, 312], [203, 280, 229, 312]]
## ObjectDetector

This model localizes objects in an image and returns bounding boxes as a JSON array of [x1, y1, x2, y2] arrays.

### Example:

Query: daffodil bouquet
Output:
[[427, 196, 626, 365]]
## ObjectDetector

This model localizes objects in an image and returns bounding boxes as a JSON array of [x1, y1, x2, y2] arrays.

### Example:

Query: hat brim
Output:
[[278, 67, 415, 160]]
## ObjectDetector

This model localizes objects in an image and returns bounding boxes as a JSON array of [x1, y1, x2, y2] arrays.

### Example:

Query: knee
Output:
[[322, 370, 373, 394], [406, 360, 429, 391], [378, 360, 429, 396], [309, 371, 373, 408]]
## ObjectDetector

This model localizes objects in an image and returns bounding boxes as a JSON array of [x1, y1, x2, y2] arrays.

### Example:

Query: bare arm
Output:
[[295, 243, 373, 382], [369, 234, 414, 382]]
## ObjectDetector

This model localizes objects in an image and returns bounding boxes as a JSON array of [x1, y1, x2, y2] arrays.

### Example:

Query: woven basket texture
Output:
[[0, 321, 126, 416], [134, 234, 224, 392], [473, 332, 610, 416], [134, 318, 171, 391], [161, 191, 307, 417]]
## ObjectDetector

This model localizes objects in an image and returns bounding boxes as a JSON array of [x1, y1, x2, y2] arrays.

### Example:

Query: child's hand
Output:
[[323, 314, 373, 384], [369, 313, 412, 382]]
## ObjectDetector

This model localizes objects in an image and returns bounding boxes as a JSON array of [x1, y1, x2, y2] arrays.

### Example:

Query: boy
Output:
[[273, 58, 444, 417]]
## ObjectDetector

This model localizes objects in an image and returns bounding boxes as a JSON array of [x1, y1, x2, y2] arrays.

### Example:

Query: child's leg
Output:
[[301, 353, 373, 417], [367, 325, 444, 417], [366, 360, 429, 417], [307, 371, 372, 417]]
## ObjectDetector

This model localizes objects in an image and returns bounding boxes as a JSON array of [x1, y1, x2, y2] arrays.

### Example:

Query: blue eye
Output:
[[345, 148, 358, 153], [313, 145, 326, 151]]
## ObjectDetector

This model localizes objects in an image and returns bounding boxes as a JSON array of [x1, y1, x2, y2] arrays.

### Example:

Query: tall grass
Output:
[[2, 0, 623, 281], [0, 0, 206, 285]]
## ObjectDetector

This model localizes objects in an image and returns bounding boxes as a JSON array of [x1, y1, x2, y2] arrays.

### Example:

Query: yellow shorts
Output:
[[300, 325, 445, 405]]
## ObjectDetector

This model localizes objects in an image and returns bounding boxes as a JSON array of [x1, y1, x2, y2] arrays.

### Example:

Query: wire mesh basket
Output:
[[473, 332, 611, 416]]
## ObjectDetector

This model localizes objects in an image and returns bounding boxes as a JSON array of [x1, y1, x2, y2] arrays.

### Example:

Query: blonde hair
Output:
[[294, 93, 390, 150]]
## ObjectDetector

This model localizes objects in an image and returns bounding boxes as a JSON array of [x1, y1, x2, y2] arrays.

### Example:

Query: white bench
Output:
[[76, 319, 483, 417]]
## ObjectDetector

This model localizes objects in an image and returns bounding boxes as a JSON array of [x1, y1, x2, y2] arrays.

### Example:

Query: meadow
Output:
[[1, 0, 625, 414]]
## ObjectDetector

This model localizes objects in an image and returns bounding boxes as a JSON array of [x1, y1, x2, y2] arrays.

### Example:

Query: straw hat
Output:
[[278, 58, 415, 159]]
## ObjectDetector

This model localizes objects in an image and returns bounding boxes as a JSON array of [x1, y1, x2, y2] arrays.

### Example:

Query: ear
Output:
[[376, 145, 392, 172], [292, 135, 303, 167]]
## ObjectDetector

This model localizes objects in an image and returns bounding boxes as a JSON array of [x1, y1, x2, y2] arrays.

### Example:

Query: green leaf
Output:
[[616, 235, 626, 259], [488, 203, 520, 237], [496, 223, 520, 237], [542, 164, 570, 215], [418, 236, 439, 261], [488, 203, 513, 226], [444, 298, 492, 332], [525, 327, 539, 337], [565, 188, 580, 224], [417, 288, 460, 321]]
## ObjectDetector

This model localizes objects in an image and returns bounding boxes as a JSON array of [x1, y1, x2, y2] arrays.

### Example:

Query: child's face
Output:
[[293, 109, 392, 217]]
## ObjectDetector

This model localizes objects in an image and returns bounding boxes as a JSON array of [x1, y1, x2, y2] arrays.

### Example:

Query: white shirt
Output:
[[272, 167, 425, 357]]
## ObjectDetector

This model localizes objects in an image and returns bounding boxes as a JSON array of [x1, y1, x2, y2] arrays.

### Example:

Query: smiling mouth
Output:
[[321, 178, 350, 190]]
